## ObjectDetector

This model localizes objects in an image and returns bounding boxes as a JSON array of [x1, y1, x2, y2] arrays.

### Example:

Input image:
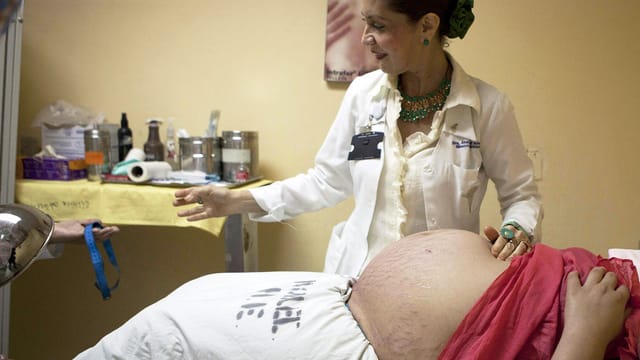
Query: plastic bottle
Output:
[[166, 117, 178, 169], [117, 112, 133, 162], [143, 118, 165, 161]]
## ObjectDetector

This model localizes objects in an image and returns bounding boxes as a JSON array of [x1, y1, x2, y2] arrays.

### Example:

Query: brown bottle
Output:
[[143, 119, 164, 161]]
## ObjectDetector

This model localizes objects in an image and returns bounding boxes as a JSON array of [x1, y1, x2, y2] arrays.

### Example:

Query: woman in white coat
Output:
[[173, 0, 542, 277]]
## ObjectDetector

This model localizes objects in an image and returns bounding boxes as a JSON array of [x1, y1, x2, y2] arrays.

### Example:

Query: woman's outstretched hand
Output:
[[174, 185, 262, 222], [173, 185, 233, 221]]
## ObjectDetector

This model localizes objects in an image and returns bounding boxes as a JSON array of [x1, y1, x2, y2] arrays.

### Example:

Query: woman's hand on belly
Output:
[[484, 225, 530, 260]]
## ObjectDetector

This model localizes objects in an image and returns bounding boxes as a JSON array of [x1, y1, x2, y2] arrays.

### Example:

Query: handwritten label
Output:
[[32, 199, 91, 213]]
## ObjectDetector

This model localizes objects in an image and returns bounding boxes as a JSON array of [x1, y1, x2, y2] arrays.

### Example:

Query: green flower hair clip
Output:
[[447, 0, 475, 39]]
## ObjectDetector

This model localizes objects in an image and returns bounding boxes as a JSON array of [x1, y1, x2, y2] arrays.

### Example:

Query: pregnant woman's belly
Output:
[[348, 229, 509, 360]]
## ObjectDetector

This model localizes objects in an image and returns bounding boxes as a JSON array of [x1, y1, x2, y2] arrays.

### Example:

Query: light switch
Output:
[[527, 147, 543, 181]]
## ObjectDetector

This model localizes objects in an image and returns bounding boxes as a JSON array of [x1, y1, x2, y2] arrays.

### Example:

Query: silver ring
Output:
[[196, 197, 203, 204]]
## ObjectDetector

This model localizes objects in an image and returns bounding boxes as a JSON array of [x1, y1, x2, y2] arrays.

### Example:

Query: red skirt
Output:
[[439, 244, 640, 360]]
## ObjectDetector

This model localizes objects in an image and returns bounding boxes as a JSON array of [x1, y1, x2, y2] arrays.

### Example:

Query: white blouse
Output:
[[364, 113, 445, 267]]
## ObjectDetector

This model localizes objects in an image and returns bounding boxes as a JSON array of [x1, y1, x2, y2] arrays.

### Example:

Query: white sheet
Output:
[[74, 271, 378, 360]]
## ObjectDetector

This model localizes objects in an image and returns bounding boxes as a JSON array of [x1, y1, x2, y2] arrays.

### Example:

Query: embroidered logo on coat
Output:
[[452, 140, 480, 149]]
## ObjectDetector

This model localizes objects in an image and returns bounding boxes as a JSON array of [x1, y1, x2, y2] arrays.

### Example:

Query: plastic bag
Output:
[[31, 99, 105, 128]]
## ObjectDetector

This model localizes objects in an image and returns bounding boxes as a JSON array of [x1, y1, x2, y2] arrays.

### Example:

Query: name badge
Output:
[[348, 132, 384, 160]]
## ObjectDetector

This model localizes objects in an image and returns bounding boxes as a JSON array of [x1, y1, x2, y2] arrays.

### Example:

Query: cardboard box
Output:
[[41, 124, 92, 159], [22, 157, 87, 181]]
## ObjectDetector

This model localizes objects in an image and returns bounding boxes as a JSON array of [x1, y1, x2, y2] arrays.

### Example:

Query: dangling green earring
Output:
[[423, 39, 430, 46]]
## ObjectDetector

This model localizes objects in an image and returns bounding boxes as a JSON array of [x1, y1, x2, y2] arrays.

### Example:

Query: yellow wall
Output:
[[10, 0, 640, 358]]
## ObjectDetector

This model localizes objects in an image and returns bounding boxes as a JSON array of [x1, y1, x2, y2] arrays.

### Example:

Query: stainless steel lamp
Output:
[[0, 204, 54, 287]]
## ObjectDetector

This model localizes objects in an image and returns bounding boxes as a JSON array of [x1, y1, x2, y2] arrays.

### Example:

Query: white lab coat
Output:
[[250, 55, 542, 277]]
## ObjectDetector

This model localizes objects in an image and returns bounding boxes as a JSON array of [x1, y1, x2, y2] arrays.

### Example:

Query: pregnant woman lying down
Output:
[[75, 230, 639, 360]]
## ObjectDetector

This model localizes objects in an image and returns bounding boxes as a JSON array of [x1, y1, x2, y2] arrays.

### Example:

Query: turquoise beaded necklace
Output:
[[398, 70, 452, 123]]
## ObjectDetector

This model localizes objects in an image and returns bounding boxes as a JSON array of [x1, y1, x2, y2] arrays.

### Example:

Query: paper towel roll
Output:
[[127, 161, 172, 183], [124, 148, 146, 162]]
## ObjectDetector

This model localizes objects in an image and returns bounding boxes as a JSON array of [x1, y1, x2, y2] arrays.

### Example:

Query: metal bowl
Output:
[[0, 204, 54, 287]]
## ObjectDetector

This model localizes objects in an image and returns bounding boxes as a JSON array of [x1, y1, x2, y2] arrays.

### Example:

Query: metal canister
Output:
[[221, 131, 259, 183], [84, 127, 111, 181], [178, 137, 221, 177]]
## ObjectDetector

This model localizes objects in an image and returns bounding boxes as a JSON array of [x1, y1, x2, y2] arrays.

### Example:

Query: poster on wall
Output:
[[324, 0, 378, 82]]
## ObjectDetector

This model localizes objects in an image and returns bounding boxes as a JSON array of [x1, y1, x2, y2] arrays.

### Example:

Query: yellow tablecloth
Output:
[[14, 179, 271, 237]]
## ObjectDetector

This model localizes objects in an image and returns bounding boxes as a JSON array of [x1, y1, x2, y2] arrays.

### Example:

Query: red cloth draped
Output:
[[438, 244, 640, 360]]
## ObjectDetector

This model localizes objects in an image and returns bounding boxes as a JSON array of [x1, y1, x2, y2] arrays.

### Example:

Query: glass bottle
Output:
[[143, 119, 164, 161], [84, 125, 110, 181], [117, 112, 133, 162]]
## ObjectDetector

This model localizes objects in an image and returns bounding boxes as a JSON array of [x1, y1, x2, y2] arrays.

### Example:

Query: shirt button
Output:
[[425, 166, 434, 175]]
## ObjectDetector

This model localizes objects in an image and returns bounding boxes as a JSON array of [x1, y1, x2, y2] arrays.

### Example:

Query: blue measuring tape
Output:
[[84, 222, 120, 300]]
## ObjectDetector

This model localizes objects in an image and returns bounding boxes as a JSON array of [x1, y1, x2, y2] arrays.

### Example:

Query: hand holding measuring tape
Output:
[[84, 222, 120, 300]]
